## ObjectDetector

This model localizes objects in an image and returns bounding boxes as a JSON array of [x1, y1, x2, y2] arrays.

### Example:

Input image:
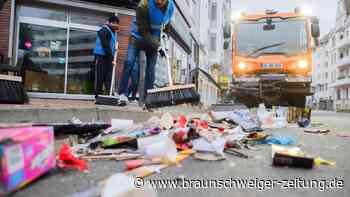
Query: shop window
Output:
[[71, 10, 110, 27], [16, 4, 113, 95], [18, 6, 67, 21], [67, 29, 96, 94], [18, 23, 67, 93]]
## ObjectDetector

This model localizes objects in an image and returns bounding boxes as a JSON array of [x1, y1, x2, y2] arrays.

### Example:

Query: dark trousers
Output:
[[94, 55, 113, 96], [118, 37, 158, 97], [128, 58, 139, 99]]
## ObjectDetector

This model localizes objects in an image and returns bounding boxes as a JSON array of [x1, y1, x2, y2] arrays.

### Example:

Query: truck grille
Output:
[[261, 63, 283, 69]]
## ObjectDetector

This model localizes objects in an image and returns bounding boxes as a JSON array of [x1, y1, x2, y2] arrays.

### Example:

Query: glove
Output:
[[145, 36, 160, 52]]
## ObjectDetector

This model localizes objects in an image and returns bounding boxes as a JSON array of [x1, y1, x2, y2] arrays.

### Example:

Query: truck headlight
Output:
[[297, 60, 308, 69], [238, 62, 247, 70]]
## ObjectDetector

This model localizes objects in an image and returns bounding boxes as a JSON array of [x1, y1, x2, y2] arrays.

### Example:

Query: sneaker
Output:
[[119, 94, 129, 103]]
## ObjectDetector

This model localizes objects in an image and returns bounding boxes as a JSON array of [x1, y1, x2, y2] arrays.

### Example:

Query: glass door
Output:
[[67, 10, 110, 95], [67, 28, 96, 94]]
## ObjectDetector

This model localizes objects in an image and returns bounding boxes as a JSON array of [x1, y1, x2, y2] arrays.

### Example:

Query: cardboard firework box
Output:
[[0, 127, 55, 195]]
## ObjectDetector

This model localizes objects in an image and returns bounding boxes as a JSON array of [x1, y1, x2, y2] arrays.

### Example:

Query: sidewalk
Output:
[[0, 99, 206, 123]]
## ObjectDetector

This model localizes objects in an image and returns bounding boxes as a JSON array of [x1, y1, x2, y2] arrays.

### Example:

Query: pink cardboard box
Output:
[[0, 127, 55, 194]]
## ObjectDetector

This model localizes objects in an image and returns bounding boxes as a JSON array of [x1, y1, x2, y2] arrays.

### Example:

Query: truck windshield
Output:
[[236, 18, 308, 57]]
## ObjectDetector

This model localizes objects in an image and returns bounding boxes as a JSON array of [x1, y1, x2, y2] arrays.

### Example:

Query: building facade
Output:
[[0, 0, 136, 99], [0, 0, 198, 101], [312, 0, 350, 112], [195, 0, 232, 106]]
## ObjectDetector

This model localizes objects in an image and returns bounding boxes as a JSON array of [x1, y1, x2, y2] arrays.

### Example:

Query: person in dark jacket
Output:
[[118, 0, 174, 103], [93, 16, 120, 97]]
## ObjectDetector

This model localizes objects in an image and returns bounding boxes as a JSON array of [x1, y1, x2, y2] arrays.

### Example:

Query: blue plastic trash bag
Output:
[[257, 135, 295, 145]]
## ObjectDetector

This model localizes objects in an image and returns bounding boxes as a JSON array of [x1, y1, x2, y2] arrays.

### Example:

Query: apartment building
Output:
[[196, 0, 232, 106], [312, 0, 350, 111]]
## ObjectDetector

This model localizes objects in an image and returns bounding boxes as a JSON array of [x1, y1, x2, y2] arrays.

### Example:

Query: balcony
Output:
[[337, 37, 350, 50], [336, 55, 350, 68], [329, 77, 350, 87]]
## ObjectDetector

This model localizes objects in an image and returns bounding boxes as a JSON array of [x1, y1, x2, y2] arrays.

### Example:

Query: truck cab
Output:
[[231, 9, 320, 107]]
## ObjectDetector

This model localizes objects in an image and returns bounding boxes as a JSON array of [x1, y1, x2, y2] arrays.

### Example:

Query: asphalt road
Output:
[[11, 111, 350, 197]]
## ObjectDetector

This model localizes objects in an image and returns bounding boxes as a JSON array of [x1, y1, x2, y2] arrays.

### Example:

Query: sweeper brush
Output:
[[144, 33, 200, 108], [0, 66, 28, 104], [145, 84, 200, 108]]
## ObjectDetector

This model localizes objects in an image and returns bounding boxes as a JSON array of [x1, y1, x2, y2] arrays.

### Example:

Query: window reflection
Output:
[[67, 29, 96, 94], [18, 23, 67, 93], [18, 6, 67, 21]]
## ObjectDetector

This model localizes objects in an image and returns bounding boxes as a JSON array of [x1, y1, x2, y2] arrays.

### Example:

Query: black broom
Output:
[[0, 66, 28, 104], [95, 34, 126, 106], [145, 33, 200, 108]]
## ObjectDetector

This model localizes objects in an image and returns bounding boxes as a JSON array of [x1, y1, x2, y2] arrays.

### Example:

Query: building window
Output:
[[210, 33, 217, 51], [16, 4, 112, 95], [332, 36, 336, 47], [325, 62, 328, 67], [18, 6, 67, 21], [325, 72, 328, 79], [337, 89, 341, 100], [210, 2, 217, 21], [340, 53, 344, 59]]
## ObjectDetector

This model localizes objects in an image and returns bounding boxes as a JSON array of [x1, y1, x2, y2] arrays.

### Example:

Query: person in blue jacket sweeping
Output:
[[118, 0, 174, 104], [93, 16, 120, 98]]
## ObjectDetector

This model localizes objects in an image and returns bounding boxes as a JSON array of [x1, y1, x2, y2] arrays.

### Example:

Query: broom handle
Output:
[[166, 48, 173, 86], [161, 30, 173, 87], [109, 35, 118, 96]]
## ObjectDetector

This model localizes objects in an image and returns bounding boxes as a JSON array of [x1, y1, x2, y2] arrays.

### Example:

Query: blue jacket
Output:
[[131, 0, 174, 40], [93, 25, 116, 58]]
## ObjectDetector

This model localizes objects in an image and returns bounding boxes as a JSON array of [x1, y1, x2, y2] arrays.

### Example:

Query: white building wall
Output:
[[170, 0, 231, 107], [313, 0, 350, 111]]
